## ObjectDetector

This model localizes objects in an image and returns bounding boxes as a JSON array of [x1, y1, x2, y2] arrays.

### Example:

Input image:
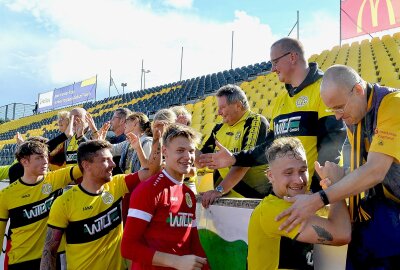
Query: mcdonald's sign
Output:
[[341, 0, 400, 39]]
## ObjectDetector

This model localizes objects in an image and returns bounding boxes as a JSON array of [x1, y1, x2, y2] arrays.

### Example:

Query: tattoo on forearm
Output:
[[312, 225, 333, 243], [40, 228, 63, 270]]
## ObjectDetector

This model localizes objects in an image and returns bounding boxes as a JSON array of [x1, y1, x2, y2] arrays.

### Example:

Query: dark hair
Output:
[[265, 137, 305, 164], [77, 140, 112, 172], [15, 141, 48, 162], [216, 84, 249, 109], [115, 108, 131, 120], [162, 123, 201, 147], [127, 112, 152, 136]]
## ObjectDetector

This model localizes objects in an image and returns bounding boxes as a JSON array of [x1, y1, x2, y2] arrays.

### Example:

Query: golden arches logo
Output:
[[357, 0, 397, 32]]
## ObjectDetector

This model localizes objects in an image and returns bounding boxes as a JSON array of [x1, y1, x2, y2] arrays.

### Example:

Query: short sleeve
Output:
[[48, 195, 68, 229], [369, 93, 400, 162], [259, 198, 300, 240]]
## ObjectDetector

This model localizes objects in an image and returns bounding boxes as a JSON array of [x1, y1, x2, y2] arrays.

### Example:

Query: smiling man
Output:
[[40, 139, 161, 270], [197, 84, 270, 205], [276, 65, 400, 269], [121, 124, 209, 270], [247, 137, 351, 270], [0, 140, 82, 270]]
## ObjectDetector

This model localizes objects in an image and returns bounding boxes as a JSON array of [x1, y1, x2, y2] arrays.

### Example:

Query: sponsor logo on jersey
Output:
[[274, 116, 301, 136], [102, 192, 114, 204], [66, 153, 77, 162], [296, 96, 309, 107], [41, 183, 53, 195], [83, 205, 93, 211], [185, 193, 193, 208], [23, 196, 54, 219], [235, 132, 241, 140], [170, 196, 178, 202], [22, 194, 30, 198], [167, 212, 194, 227], [83, 206, 120, 235]]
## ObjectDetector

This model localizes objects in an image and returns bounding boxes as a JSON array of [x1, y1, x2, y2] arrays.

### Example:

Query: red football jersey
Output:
[[122, 169, 208, 270]]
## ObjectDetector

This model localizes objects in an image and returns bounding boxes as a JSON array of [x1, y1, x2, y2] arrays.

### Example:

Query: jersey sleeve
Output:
[[200, 124, 220, 154], [241, 114, 269, 151], [259, 199, 300, 240], [45, 166, 82, 189], [369, 94, 400, 162], [0, 165, 10, 181], [121, 181, 159, 264], [47, 195, 68, 229], [123, 172, 141, 193], [0, 190, 8, 221]]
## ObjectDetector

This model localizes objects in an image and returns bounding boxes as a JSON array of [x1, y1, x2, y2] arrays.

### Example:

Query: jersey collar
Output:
[[162, 169, 183, 185]]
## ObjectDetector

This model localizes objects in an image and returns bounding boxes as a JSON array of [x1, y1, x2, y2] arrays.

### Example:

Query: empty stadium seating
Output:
[[1, 33, 400, 167]]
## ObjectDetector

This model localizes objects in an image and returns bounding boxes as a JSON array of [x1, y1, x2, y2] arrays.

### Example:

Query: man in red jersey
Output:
[[121, 124, 209, 270]]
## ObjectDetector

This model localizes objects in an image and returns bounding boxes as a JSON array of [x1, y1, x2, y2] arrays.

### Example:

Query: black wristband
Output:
[[318, 190, 330, 205]]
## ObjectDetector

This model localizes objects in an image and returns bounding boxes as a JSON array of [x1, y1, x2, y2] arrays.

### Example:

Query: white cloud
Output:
[[163, 0, 193, 9], [1, 0, 277, 101], [296, 10, 340, 59]]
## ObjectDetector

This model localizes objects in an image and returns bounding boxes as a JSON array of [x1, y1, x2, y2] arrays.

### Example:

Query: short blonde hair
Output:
[[58, 111, 70, 123], [171, 106, 192, 125]]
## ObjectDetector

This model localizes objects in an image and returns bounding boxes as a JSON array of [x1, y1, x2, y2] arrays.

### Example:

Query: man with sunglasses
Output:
[[276, 64, 400, 269]]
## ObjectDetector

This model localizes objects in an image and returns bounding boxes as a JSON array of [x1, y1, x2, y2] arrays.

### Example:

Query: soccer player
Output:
[[121, 124, 209, 270], [40, 137, 162, 270], [0, 140, 82, 269], [247, 137, 351, 270]]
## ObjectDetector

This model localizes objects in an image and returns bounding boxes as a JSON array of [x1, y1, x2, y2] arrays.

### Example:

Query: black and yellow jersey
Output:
[[270, 78, 328, 190], [47, 173, 140, 270], [0, 166, 81, 266], [234, 63, 346, 192], [201, 110, 270, 197], [248, 194, 313, 270]]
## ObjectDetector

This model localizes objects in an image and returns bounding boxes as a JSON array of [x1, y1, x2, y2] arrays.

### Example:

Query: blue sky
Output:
[[0, 0, 340, 106]]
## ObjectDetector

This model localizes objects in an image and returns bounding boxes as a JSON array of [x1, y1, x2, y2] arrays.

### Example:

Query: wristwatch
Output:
[[215, 185, 225, 194]]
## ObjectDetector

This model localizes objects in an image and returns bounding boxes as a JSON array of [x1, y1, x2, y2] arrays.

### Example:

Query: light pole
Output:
[[143, 70, 151, 89], [121, 83, 127, 94]]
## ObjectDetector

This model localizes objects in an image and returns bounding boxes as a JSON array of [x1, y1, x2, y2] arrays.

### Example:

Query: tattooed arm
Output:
[[137, 136, 162, 181], [40, 227, 63, 270]]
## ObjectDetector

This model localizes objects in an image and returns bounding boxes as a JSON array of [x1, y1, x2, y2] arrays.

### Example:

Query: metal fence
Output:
[[0, 103, 36, 121]]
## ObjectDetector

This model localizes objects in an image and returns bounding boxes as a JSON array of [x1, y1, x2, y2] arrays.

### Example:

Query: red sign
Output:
[[341, 0, 400, 39]]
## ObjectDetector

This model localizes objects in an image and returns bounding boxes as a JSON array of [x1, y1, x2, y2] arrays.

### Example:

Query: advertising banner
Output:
[[38, 90, 54, 112], [37, 76, 96, 112], [53, 76, 96, 108], [341, 0, 400, 39]]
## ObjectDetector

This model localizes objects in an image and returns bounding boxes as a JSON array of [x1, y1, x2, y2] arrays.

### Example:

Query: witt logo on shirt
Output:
[[274, 116, 301, 136], [66, 153, 77, 162], [167, 212, 193, 227], [83, 206, 119, 235], [23, 196, 54, 219]]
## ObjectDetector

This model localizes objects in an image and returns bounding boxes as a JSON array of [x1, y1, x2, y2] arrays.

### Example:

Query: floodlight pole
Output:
[[297, 10, 300, 40], [231, 31, 234, 69], [180, 46, 183, 81], [339, 0, 342, 47], [140, 59, 144, 90]]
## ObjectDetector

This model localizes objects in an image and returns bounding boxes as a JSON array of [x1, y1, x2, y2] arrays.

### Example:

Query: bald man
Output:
[[276, 64, 400, 269], [64, 108, 97, 166]]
